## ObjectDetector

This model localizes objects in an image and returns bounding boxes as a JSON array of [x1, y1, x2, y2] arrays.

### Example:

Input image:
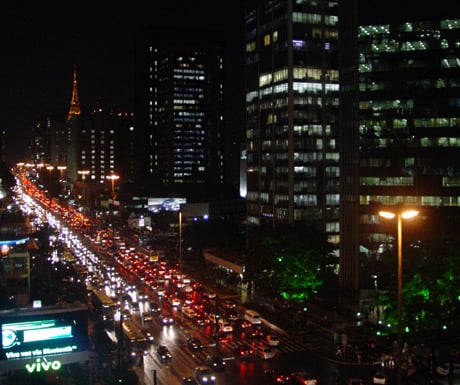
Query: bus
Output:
[[90, 289, 117, 324], [121, 320, 148, 364]]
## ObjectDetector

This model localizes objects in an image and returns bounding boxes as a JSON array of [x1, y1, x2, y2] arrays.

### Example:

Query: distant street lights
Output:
[[379, 207, 419, 385], [46, 165, 54, 188], [57, 166, 67, 181], [106, 174, 120, 198]]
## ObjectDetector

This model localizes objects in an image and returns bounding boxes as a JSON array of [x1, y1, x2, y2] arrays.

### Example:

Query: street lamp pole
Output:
[[106, 174, 120, 199], [179, 211, 182, 277], [57, 166, 67, 181], [77, 170, 90, 202], [379, 208, 419, 385]]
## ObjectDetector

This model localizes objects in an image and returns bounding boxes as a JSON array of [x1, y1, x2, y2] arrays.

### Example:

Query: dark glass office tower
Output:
[[134, 27, 225, 199], [339, 0, 460, 291], [244, 0, 340, 244]]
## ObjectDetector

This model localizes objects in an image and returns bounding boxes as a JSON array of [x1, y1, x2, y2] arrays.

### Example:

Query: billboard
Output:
[[147, 197, 186, 212], [0, 306, 89, 371]]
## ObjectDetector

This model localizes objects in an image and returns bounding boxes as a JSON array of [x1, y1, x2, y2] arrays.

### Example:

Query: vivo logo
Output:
[[25, 358, 62, 373]]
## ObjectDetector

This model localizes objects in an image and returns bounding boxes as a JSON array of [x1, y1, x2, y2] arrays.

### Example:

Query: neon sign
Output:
[[25, 358, 62, 373]]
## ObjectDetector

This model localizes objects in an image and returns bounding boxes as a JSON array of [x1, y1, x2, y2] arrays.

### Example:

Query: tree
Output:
[[375, 210, 460, 338], [246, 223, 333, 301]]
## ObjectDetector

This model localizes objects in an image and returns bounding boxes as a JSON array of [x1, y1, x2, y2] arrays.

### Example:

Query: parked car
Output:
[[436, 362, 460, 376], [291, 371, 318, 385], [372, 372, 387, 384], [194, 366, 216, 385], [187, 336, 203, 351], [206, 354, 226, 371], [156, 345, 172, 362]]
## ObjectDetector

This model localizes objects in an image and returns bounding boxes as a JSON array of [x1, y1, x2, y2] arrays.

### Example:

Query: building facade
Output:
[[244, 0, 340, 245], [134, 27, 226, 200], [339, 0, 460, 291]]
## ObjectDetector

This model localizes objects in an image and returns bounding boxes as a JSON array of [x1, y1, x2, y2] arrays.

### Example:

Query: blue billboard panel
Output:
[[0, 306, 89, 371]]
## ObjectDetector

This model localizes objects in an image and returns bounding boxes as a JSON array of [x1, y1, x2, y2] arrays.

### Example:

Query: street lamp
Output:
[[379, 208, 419, 385], [57, 166, 67, 181], [106, 174, 120, 198], [77, 170, 90, 202], [179, 211, 182, 277]]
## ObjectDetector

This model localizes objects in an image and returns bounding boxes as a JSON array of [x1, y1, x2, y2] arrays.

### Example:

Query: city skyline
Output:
[[0, 1, 243, 165]]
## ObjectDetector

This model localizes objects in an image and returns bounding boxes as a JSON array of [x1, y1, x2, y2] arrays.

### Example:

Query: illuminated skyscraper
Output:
[[244, 0, 340, 244], [339, 0, 460, 291], [135, 27, 226, 199]]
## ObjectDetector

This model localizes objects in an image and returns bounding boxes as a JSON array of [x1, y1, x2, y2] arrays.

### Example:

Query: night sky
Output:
[[1, 1, 244, 165]]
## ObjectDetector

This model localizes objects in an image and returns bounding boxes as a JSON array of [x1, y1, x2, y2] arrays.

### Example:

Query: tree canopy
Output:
[[245, 224, 333, 301]]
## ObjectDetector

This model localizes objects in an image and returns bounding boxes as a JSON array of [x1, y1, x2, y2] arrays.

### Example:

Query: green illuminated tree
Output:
[[376, 211, 460, 337], [246, 224, 332, 300]]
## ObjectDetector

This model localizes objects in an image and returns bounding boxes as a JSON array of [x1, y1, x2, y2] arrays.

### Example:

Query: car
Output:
[[266, 334, 280, 346], [207, 290, 217, 299], [158, 313, 174, 326], [142, 313, 153, 323], [222, 308, 240, 321], [221, 299, 236, 309], [246, 327, 264, 340], [156, 345, 172, 362], [436, 362, 460, 376], [192, 314, 208, 327], [265, 369, 291, 384], [372, 372, 387, 384], [232, 345, 254, 359], [149, 301, 161, 312], [213, 331, 231, 343], [291, 371, 317, 385], [194, 366, 216, 385], [142, 329, 155, 341], [206, 354, 226, 371], [218, 319, 233, 333], [170, 297, 181, 307], [256, 346, 275, 359], [181, 377, 198, 385], [187, 336, 203, 351]]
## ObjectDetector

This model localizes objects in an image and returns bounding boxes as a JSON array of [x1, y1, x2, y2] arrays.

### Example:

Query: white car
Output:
[[256, 346, 275, 359], [218, 319, 233, 333], [372, 372, 387, 384], [436, 362, 460, 376]]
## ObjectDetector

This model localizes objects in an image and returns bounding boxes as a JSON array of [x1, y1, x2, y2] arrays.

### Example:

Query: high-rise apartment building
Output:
[[244, 0, 340, 244], [134, 27, 226, 200], [339, 1, 460, 291]]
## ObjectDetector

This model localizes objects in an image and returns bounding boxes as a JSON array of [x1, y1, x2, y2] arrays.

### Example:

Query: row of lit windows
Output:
[[255, 81, 339, 99], [360, 136, 460, 148], [249, 30, 337, 53], [359, 19, 460, 39], [173, 74, 205, 80], [173, 68, 205, 75], [293, 12, 337, 26], [247, 94, 335, 114], [360, 194, 460, 207], [360, 177, 413, 186], [360, 117, 460, 130], [259, 67, 339, 87]]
